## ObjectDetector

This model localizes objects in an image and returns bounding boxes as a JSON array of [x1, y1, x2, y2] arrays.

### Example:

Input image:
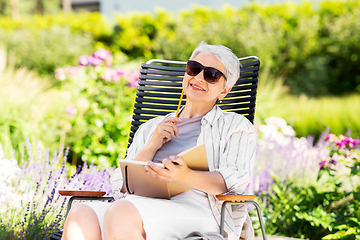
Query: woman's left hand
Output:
[[145, 156, 191, 184]]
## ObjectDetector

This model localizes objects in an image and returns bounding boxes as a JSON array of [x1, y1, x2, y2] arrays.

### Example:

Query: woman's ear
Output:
[[219, 87, 231, 101]]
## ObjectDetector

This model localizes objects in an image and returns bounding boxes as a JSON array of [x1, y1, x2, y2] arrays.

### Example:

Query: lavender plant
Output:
[[0, 140, 113, 239], [248, 117, 330, 195]]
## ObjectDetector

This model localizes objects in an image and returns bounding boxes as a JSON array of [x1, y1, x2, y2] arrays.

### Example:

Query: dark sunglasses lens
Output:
[[186, 60, 224, 83], [203, 68, 222, 83], [186, 61, 202, 76]]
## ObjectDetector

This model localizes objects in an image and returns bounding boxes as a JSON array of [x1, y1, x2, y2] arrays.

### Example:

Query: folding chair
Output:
[[50, 56, 267, 240]]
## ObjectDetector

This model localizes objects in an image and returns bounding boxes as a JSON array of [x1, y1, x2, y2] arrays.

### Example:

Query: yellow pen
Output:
[[174, 90, 184, 124]]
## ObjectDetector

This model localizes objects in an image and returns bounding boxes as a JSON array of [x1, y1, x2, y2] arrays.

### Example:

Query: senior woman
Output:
[[61, 42, 256, 240]]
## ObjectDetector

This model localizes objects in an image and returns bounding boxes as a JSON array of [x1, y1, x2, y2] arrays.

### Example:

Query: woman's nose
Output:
[[194, 70, 205, 81]]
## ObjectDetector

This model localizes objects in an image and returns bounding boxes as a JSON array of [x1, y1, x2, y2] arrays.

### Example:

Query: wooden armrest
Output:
[[58, 190, 107, 197], [216, 194, 256, 202]]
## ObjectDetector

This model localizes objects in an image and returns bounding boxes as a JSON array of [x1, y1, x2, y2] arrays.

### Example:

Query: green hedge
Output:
[[1, 1, 360, 95]]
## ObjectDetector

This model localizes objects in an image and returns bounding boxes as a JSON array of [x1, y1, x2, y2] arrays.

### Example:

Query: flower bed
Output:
[[0, 118, 359, 239]]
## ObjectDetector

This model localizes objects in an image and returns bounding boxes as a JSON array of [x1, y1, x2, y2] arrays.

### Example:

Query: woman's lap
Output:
[[82, 192, 218, 240]]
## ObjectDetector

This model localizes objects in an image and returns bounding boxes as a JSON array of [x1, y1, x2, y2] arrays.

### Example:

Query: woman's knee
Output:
[[104, 200, 145, 239], [62, 203, 101, 240], [66, 204, 96, 222]]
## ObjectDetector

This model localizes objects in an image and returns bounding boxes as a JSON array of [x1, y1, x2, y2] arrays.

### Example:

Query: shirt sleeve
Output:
[[110, 118, 158, 199], [215, 121, 256, 194]]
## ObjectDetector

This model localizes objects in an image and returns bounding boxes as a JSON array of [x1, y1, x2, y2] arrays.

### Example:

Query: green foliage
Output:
[[0, 12, 111, 76], [57, 52, 137, 167], [262, 94, 360, 139], [111, 10, 175, 60], [0, 25, 94, 77], [0, 46, 69, 160], [2, 1, 360, 96], [252, 134, 360, 239]]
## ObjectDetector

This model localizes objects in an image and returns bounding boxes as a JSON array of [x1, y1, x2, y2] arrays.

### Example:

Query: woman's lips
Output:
[[190, 83, 205, 91]]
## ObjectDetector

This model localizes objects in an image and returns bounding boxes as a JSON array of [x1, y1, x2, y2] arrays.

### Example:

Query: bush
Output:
[[0, 26, 95, 76], [249, 119, 360, 239], [1, 2, 360, 95], [55, 49, 138, 167]]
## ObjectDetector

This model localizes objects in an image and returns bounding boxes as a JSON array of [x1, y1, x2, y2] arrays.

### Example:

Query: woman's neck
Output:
[[180, 100, 215, 118]]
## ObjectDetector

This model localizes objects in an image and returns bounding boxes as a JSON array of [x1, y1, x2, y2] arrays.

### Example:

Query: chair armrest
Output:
[[58, 190, 107, 197], [216, 194, 256, 202]]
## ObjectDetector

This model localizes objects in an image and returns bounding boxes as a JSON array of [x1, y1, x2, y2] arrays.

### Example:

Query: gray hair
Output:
[[190, 42, 240, 89]]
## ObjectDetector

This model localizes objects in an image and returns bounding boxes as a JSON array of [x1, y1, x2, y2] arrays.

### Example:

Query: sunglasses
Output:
[[186, 60, 227, 83]]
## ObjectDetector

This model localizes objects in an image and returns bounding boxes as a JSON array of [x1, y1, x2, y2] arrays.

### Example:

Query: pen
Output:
[[174, 90, 184, 125]]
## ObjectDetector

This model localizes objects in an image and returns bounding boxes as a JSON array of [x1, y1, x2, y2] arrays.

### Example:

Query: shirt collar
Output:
[[169, 105, 223, 127], [201, 105, 223, 127]]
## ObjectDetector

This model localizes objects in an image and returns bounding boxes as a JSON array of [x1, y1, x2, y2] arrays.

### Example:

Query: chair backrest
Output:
[[128, 56, 260, 147]]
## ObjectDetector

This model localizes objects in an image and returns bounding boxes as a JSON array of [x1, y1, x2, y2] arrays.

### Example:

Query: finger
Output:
[[164, 117, 182, 124], [162, 122, 179, 137], [162, 125, 175, 138], [147, 161, 168, 175], [162, 158, 176, 170], [169, 156, 186, 166]]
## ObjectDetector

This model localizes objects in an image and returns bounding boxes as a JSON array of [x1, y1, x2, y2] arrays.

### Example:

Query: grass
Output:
[[255, 69, 360, 140], [0, 45, 70, 160]]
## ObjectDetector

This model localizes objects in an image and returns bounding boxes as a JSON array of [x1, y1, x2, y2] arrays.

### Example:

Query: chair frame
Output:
[[50, 57, 267, 240]]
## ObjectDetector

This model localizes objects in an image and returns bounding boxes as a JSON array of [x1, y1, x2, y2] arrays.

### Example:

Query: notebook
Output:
[[119, 144, 208, 199]]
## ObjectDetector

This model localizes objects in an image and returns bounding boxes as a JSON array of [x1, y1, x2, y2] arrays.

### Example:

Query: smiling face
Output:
[[182, 52, 231, 106]]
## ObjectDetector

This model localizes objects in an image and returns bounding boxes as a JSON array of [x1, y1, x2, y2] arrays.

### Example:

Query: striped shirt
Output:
[[111, 105, 256, 240]]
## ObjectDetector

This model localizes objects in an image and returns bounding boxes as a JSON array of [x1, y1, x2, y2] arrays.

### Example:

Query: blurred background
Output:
[[1, 1, 360, 239]]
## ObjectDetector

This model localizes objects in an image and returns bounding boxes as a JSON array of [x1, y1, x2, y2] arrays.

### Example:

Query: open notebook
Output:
[[119, 144, 208, 199]]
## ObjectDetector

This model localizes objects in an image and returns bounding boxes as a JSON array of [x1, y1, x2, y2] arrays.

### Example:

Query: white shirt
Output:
[[111, 105, 256, 240]]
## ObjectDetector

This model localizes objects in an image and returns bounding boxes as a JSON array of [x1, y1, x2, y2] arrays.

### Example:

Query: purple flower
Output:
[[319, 160, 327, 170], [78, 55, 89, 66]]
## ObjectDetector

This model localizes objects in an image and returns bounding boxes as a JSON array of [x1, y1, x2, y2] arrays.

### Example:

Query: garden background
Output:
[[1, 0, 360, 239]]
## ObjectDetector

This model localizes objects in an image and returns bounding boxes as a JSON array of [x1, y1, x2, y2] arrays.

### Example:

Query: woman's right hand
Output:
[[148, 117, 182, 150]]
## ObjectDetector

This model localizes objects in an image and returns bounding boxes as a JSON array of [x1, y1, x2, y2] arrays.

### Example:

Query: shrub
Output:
[[248, 119, 360, 239], [0, 25, 95, 76], [55, 49, 138, 167]]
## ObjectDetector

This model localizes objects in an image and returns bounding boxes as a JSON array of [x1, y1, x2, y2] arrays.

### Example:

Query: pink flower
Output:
[[88, 56, 103, 66], [112, 70, 126, 82], [93, 49, 113, 67], [101, 69, 124, 82], [325, 133, 336, 142], [319, 160, 327, 170], [352, 138, 359, 147], [69, 66, 78, 75], [127, 69, 140, 88], [101, 69, 113, 82], [93, 49, 112, 60], [78, 55, 89, 66], [65, 105, 78, 118]]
